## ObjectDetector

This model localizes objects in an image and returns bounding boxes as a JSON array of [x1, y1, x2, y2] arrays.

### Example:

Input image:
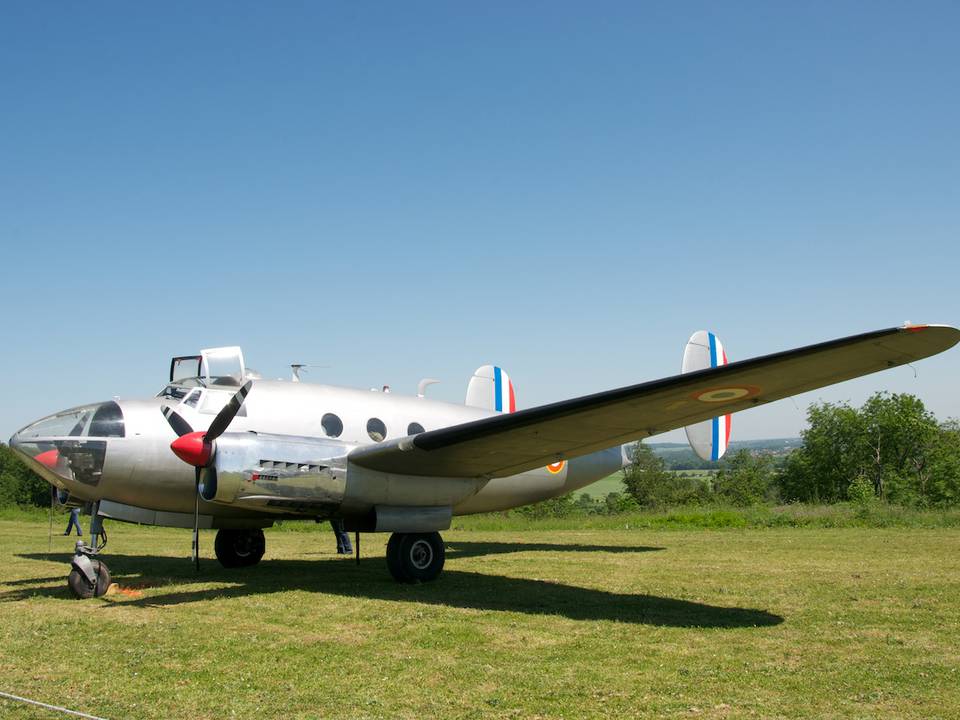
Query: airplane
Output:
[[8, 324, 959, 598]]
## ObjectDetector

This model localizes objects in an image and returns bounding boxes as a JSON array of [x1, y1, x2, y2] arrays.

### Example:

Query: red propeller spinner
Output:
[[170, 432, 213, 467], [161, 380, 252, 468]]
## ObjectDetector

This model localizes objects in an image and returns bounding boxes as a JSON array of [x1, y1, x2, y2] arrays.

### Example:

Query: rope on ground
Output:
[[0, 690, 108, 720]]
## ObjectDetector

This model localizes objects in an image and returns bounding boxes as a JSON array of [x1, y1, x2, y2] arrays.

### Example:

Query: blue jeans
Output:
[[331, 519, 352, 553], [65, 508, 83, 536]]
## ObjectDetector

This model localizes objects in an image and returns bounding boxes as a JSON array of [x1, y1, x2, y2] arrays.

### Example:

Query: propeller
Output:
[[160, 381, 253, 569]]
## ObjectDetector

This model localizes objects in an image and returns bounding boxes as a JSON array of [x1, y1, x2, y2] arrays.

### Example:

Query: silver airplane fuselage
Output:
[[9, 379, 624, 529]]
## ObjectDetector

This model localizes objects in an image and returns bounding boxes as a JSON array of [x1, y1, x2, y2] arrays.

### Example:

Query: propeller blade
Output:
[[205, 381, 253, 442], [192, 466, 201, 571], [161, 406, 194, 437]]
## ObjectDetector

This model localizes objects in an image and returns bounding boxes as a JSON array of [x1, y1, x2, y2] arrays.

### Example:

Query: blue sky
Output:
[[1, 2, 958, 442]]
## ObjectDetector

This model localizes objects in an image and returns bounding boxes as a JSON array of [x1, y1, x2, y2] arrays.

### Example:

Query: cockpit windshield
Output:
[[10, 402, 124, 488], [14, 401, 125, 439]]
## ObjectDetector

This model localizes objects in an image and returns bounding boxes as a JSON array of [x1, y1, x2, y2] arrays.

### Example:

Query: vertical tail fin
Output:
[[682, 331, 732, 461], [465, 365, 516, 413]]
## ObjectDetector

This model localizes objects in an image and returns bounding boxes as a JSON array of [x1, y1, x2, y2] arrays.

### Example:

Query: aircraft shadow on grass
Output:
[[9, 545, 783, 629]]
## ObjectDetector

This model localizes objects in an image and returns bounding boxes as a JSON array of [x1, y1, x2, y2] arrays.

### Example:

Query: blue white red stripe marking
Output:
[[493, 366, 516, 413], [706, 333, 731, 461]]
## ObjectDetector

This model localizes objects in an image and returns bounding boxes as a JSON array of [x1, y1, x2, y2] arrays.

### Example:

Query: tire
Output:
[[67, 559, 111, 599], [386, 532, 445, 583], [214, 528, 266, 568]]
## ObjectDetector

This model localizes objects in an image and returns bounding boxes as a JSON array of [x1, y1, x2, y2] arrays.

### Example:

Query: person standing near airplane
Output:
[[63, 507, 82, 536], [331, 519, 352, 555]]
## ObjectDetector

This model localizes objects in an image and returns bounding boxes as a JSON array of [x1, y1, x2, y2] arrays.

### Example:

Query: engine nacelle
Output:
[[195, 431, 486, 522], [199, 432, 348, 515]]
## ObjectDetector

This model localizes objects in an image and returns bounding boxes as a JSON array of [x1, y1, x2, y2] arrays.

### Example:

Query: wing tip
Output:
[[896, 323, 960, 355]]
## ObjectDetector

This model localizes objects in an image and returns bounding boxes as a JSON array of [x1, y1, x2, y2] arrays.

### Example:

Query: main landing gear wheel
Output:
[[67, 558, 111, 599], [386, 531, 445, 583], [214, 528, 265, 568]]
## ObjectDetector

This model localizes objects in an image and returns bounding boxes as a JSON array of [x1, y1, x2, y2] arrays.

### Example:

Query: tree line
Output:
[[521, 392, 960, 517]]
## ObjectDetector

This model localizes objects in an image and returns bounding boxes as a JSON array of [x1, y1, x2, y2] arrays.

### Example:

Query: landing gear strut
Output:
[[67, 503, 111, 599], [214, 528, 265, 568], [386, 531, 445, 583]]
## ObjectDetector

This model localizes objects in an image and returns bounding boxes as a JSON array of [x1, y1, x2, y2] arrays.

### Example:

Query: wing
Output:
[[349, 324, 960, 479]]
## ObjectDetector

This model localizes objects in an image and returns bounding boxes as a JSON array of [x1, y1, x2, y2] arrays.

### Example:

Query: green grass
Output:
[[579, 472, 627, 498], [2, 516, 960, 719]]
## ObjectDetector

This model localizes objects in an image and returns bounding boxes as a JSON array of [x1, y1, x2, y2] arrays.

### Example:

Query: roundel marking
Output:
[[546, 460, 565, 474], [692, 385, 760, 403]]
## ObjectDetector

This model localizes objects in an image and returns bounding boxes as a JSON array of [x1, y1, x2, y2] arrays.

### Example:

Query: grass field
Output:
[[579, 472, 627, 497], [2, 516, 960, 719]]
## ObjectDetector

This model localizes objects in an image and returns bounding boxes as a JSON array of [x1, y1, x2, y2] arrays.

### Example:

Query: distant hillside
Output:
[[644, 438, 801, 470], [649, 438, 801, 453]]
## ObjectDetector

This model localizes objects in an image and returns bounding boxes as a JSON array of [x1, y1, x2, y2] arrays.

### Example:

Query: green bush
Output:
[[623, 444, 711, 508], [713, 450, 776, 506], [847, 474, 876, 506], [0, 444, 49, 508]]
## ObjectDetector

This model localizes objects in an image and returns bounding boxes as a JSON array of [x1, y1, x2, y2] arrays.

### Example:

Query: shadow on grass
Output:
[[9, 548, 782, 628], [446, 541, 664, 559]]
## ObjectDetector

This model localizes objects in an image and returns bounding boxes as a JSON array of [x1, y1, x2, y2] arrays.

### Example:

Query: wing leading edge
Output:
[[349, 325, 960, 479]]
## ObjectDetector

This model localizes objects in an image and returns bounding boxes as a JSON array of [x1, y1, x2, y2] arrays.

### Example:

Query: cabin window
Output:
[[322, 413, 343, 438], [407, 422, 425, 436], [367, 418, 387, 442]]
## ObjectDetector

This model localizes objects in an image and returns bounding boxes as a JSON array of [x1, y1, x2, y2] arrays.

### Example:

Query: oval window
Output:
[[407, 422, 425, 436], [366, 418, 387, 442], [322, 413, 343, 438]]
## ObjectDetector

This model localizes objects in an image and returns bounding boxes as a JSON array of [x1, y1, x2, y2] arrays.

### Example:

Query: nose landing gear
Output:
[[386, 531, 445, 583], [67, 541, 112, 599], [67, 506, 111, 599]]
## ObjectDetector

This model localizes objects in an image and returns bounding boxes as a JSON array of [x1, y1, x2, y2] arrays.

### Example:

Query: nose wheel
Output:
[[67, 553, 112, 599], [386, 531, 445, 583], [66, 507, 111, 599]]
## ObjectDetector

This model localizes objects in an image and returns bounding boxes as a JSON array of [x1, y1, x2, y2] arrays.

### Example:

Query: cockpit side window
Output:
[[89, 401, 125, 438], [68, 411, 92, 437]]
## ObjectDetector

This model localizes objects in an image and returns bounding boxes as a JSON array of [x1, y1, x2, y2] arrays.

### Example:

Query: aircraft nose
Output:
[[8, 427, 70, 482], [10, 401, 125, 487]]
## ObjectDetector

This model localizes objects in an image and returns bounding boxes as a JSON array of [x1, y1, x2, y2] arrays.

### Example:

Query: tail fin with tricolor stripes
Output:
[[465, 365, 516, 413], [682, 331, 732, 461]]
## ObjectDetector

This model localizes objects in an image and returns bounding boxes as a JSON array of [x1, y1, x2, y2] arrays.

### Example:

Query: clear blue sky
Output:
[[2, 2, 958, 442]]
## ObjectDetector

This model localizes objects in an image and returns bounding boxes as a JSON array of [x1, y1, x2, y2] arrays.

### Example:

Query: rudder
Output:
[[682, 331, 731, 461], [465, 365, 516, 413]]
